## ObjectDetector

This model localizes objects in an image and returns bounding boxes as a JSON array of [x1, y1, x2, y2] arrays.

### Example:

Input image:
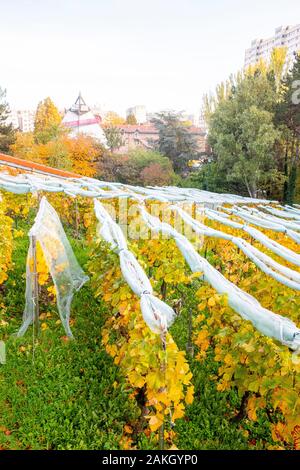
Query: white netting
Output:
[[204, 208, 300, 266], [221, 206, 300, 244], [284, 205, 300, 216], [171, 205, 300, 290], [2, 167, 300, 350], [0, 171, 272, 205], [241, 206, 300, 231], [94, 199, 175, 336], [138, 205, 300, 351], [17, 197, 89, 338], [261, 205, 300, 221]]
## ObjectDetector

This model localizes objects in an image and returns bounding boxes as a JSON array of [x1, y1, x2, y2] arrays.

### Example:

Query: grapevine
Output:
[[1, 168, 300, 450]]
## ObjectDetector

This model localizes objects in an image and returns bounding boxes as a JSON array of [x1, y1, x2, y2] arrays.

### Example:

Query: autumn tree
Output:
[[63, 135, 100, 177], [204, 48, 287, 121], [140, 162, 174, 186], [270, 47, 288, 89], [98, 148, 175, 186], [104, 111, 125, 126], [208, 71, 280, 198], [0, 87, 16, 153], [45, 139, 72, 170], [34, 97, 62, 144], [10, 132, 41, 162], [11, 131, 101, 176], [200, 50, 296, 200]]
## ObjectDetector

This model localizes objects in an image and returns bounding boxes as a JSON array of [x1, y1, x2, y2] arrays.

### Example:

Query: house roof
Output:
[[0, 153, 81, 179], [116, 124, 206, 135], [117, 125, 157, 134]]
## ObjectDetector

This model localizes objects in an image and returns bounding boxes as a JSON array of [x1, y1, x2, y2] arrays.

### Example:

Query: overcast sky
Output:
[[1, 0, 300, 115]]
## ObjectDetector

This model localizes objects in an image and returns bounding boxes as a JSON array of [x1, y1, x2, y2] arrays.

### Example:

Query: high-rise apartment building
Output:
[[126, 105, 147, 124], [7, 109, 35, 132], [244, 24, 300, 68]]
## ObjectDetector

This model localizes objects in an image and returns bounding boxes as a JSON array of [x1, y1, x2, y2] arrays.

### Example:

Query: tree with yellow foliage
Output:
[[11, 132, 100, 177], [34, 97, 62, 144], [270, 47, 288, 89], [103, 111, 125, 126], [10, 132, 39, 162], [62, 135, 100, 177], [244, 47, 287, 88]]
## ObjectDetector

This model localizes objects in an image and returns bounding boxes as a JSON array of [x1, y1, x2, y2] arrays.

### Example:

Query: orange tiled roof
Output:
[[0, 153, 81, 179]]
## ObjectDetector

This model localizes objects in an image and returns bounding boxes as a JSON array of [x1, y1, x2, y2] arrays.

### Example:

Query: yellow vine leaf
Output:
[[247, 397, 258, 421], [172, 402, 185, 421], [128, 371, 146, 389], [149, 415, 164, 432], [185, 385, 194, 405], [292, 425, 300, 450]]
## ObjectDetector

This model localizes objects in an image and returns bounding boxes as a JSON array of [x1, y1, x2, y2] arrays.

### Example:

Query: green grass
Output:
[[0, 232, 140, 450], [168, 284, 273, 450]]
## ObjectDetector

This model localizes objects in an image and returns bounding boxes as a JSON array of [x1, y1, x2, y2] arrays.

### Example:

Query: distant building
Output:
[[7, 109, 35, 132], [115, 124, 208, 154], [146, 111, 156, 122], [126, 105, 147, 124], [61, 93, 107, 145], [245, 24, 300, 69], [198, 112, 208, 132], [181, 112, 199, 126]]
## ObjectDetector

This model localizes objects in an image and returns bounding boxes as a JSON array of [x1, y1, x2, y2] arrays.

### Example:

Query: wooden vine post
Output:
[[75, 198, 79, 239], [186, 308, 194, 357], [31, 235, 40, 334], [159, 333, 167, 450]]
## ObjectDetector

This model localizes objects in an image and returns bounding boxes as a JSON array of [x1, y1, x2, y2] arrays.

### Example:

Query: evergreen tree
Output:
[[151, 112, 198, 174], [0, 88, 15, 153]]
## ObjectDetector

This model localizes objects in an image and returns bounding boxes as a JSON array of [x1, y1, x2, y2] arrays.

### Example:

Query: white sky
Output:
[[1, 0, 300, 116]]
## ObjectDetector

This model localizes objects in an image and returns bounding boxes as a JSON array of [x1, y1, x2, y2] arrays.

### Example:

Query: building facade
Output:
[[245, 24, 300, 68], [115, 124, 208, 154], [7, 109, 35, 132], [126, 105, 147, 124], [61, 93, 107, 146]]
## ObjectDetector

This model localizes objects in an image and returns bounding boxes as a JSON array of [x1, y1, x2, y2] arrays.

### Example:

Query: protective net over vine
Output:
[[2, 169, 300, 350], [3, 163, 300, 448], [18, 197, 89, 337], [138, 204, 300, 351], [94, 199, 175, 336]]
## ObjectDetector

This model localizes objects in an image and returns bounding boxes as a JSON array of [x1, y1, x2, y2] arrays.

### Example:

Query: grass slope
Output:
[[0, 233, 139, 450]]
